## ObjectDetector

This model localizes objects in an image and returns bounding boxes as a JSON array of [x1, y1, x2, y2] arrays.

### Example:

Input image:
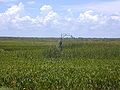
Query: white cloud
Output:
[[5, 2, 24, 15], [43, 12, 58, 24], [67, 8, 72, 12], [111, 15, 120, 21], [40, 5, 53, 14], [78, 10, 98, 22], [0, 3, 120, 37], [0, 2, 24, 31], [39, 5, 59, 25]]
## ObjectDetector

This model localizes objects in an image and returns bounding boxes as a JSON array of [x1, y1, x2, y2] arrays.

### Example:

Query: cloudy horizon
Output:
[[0, 0, 120, 38]]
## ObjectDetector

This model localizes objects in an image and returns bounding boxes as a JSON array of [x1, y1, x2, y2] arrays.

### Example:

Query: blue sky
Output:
[[0, 0, 120, 38]]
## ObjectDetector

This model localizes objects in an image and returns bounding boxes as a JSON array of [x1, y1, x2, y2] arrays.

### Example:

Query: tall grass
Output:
[[0, 38, 120, 89], [44, 41, 120, 59]]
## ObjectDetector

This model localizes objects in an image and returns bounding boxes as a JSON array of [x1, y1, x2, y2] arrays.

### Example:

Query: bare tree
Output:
[[58, 33, 74, 51]]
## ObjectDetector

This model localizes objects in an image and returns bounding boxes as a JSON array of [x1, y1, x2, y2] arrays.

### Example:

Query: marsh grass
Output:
[[0, 38, 120, 89], [43, 41, 120, 60]]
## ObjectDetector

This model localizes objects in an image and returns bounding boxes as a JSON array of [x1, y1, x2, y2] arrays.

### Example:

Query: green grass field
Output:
[[0, 38, 120, 90]]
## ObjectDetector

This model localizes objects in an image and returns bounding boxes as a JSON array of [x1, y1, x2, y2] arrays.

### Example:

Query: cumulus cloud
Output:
[[38, 5, 59, 25], [0, 3, 120, 37], [40, 5, 52, 12], [0, 2, 24, 30], [40, 5, 53, 15], [78, 10, 98, 22], [5, 2, 24, 15]]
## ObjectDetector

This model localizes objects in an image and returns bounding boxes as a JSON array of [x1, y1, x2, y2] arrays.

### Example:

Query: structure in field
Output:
[[58, 33, 74, 51], [58, 39, 62, 51]]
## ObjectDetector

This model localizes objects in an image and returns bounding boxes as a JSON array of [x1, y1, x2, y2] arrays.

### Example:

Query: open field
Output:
[[0, 38, 120, 90]]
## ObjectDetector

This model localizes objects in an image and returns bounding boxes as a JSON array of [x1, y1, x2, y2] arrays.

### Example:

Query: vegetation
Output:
[[0, 38, 120, 90]]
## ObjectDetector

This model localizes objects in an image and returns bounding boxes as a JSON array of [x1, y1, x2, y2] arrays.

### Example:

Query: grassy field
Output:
[[0, 38, 120, 90]]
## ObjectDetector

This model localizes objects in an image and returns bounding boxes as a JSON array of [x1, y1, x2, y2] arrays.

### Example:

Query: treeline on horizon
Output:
[[0, 37, 120, 39]]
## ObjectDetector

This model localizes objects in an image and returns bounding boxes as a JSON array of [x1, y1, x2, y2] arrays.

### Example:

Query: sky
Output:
[[0, 0, 120, 38]]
